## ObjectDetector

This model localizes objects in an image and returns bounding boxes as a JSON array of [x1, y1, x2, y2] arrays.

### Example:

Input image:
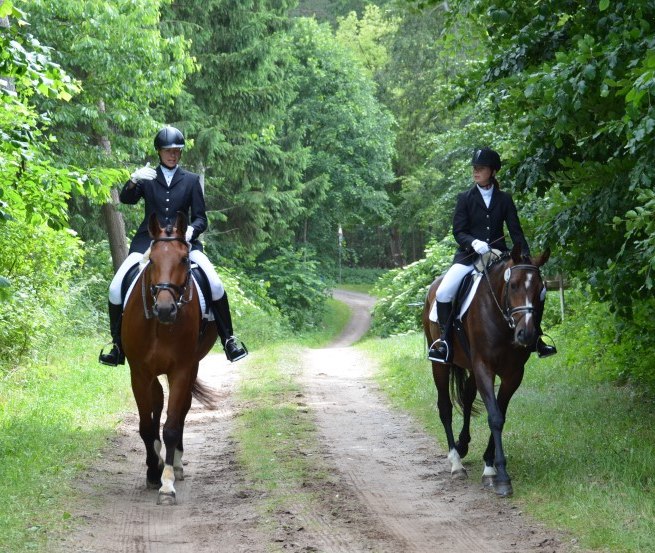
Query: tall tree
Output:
[[22, 0, 195, 268], [161, 0, 308, 261], [286, 17, 395, 267]]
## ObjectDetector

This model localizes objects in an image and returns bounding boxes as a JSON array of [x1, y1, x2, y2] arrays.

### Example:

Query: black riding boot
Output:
[[428, 301, 454, 364], [211, 293, 248, 362], [99, 302, 125, 366], [534, 324, 557, 358]]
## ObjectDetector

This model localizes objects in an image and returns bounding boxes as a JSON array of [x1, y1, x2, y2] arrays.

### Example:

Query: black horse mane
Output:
[[164, 224, 174, 237]]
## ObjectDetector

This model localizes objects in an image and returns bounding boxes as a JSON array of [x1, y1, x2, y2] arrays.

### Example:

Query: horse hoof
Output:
[[174, 467, 184, 481], [146, 479, 161, 490], [157, 491, 177, 506], [451, 467, 468, 480], [481, 475, 495, 490], [494, 481, 513, 497]]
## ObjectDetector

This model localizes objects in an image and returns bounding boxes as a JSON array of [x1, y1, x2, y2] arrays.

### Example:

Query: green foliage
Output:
[[0, 221, 82, 371], [286, 17, 395, 264], [162, 0, 308, 259], [22, 0, 196, 172], [254, 247, 331, 331], [371, 238, 453, 336]]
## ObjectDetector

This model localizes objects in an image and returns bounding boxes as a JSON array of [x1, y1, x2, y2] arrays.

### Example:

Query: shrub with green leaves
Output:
[[255, 247, 330, 331], [371, 239, 453, 336]]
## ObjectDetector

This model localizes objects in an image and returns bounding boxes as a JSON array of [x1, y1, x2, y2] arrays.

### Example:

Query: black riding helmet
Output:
[[154, 126, 185, 150], [471, 148, 501, 171]]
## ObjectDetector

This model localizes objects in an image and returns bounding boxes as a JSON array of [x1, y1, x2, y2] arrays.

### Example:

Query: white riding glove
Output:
[[185, 226, 194, 243], [130, 163, 157, 183], [471, 239, 490, 255]]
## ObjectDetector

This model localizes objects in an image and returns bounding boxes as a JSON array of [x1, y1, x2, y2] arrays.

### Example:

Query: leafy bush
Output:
[[0, 222, 82, 371], [254, 247, 331, 331], [550, 284, 655, 394], [371, 239, 453, 336], [339, 266, 387, 285]]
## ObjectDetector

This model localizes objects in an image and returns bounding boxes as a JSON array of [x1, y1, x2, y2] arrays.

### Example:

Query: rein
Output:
[[483, 262, 542, 330], [142, 236, 194, 319]]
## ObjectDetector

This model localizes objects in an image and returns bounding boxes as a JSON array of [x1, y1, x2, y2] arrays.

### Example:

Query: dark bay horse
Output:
[[122, 212, 218, 505], [423, 243, 550, 497]]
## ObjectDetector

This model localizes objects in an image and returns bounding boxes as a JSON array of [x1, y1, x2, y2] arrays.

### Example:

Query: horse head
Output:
[[146, 212, 191, 324], [501, 243, 551, 348]]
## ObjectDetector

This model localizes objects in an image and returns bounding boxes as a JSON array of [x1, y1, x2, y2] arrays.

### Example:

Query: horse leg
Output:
[[130, 372, 165, 489], [432, 363, 466, 478], [455, 372, 477, 459], [157, 373, 193, 506], [475, 366, 514, 497], [481, 370, 525, 493], [173, 362, 200, 481], [149, 377, 165, 486]]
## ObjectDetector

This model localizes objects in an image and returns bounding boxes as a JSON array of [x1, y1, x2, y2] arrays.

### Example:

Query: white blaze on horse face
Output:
[[522, 273, 534, 325]]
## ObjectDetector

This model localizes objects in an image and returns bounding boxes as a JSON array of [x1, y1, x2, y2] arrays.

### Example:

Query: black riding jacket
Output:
[[452, 185, 530, 265], [119, 165, 207, 254]]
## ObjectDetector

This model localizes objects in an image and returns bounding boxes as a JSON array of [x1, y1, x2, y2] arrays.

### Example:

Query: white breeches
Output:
[[435, 263, 474, 303], [108, 250, 225, 306]]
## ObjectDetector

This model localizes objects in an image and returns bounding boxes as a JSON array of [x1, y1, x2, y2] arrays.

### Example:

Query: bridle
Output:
[[484, 262, 543, 330], [142, 236, 193, 319]]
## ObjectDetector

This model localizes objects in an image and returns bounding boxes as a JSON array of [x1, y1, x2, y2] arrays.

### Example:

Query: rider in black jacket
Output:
[[428, 148, 556, 363], [99, 126, 248, 366]]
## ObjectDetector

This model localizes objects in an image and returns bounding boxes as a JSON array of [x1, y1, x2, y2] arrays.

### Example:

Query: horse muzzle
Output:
[[153, 301, 178, 324]]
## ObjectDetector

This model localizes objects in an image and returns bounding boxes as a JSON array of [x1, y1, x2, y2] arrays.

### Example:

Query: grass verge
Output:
[[0, 336, 132, 552], [232, 295, 351, 535], [360, 332, 655, 553]]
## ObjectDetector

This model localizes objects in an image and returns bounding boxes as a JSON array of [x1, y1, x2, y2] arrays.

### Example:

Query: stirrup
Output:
[[536, 335, 557, 358], [224, 336, 248, 362], [99, 342, 125, 366], [428, 339, 450, 364]]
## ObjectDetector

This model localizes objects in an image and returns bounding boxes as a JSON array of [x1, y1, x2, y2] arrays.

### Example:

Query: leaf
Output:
[[599, 0, 610, 12]]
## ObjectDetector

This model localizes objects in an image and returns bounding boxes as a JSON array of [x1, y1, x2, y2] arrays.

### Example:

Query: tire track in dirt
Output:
[[298, 289, 576, 553]]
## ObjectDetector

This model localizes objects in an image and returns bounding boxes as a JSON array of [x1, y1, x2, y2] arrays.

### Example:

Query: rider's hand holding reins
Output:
[[472, 239, 490, 255]]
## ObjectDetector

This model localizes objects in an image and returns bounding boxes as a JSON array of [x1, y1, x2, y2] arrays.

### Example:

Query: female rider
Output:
[[99, 126, 247, 366], [428, 147, 556, 363]]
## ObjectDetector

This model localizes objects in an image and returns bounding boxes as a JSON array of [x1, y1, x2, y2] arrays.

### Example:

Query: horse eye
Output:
[[181, 256, 189, 265]]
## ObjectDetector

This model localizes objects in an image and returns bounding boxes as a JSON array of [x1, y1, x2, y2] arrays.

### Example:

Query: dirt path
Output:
[[55, 290, 575, 553]]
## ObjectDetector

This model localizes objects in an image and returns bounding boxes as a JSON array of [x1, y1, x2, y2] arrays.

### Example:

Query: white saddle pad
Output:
[[429, 270, 484, 323]]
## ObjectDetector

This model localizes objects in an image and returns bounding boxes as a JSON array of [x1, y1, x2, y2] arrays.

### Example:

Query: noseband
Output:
[[142, 236, 193, 319], [485, 263, 543, 330]]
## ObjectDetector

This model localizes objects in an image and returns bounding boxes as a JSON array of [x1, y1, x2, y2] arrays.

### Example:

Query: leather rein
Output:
[[142, 236, 193, 319]]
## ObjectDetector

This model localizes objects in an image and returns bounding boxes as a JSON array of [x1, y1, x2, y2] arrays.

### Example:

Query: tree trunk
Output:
[[389, 226, 404, 268], [97, 99, 128, 270]]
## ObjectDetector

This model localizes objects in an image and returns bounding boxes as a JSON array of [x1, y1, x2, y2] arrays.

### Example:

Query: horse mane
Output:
[[164, 224, 174, 237]]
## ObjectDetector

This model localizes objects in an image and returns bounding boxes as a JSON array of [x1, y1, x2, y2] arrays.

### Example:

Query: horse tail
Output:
[[449, 365, 482, 416], [191, 378, 220, 410], [449, 365, 467, 412]]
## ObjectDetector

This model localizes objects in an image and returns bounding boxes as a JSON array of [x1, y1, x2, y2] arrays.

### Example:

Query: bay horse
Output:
[[423, 243, 550, 497], [122, 211, 219, 505]]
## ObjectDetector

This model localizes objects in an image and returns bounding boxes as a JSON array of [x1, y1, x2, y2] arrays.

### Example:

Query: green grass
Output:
[[361, 332, 655, 553], [233, 295, 351, 529], [0, 336, 132, 552], [297, 297, 352, 348], [335, 283, 375, 295]]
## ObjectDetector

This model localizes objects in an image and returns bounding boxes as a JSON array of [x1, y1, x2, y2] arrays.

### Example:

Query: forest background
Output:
[[1, 0, 655, 392]]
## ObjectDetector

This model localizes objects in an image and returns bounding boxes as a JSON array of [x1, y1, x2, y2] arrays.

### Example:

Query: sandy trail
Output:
[[54, 289, 574, 553]]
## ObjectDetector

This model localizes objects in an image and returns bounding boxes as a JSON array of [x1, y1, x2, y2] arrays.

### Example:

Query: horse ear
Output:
[[510, 242, 522, 263], [148, 212, 160, 238], [174, 211, 188, 238], [535, 247, 551, 267]]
